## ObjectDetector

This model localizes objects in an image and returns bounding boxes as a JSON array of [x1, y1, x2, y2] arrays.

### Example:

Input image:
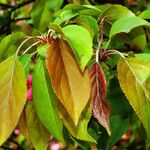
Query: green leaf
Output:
[[74, 15, 98, 41], [107, 77, 133, 116], [31, 0, 63, 32], [31, 1, 52, 32], [100, 5, 134, 23], [32, 58, 64, 142], [113, 27, 147, 50], [128, 27, 146, 50], [98, 4, 134, 35], [79, 6, 101, 17], [106, 77, 132, 147], [62, 4, 101, 18], [26, 102, 49, 150], [58, 102, 96, 143], [135, 54, 150, 62], [54, 10, 79, 25], [97, 115, 129, 150], [0, 55, 26, 145], [110, 16, 150, 38], [139, 10, 150, 19], [117, 57, 150, 145], [96, 4, 111, 12], [62, 25, 93, 70], [37, 44, 49, 57], [63, 4, 99, 12], [0, 32, 25, 61], [48, 0, 63, 10], [18, 54, 32, 78], [109, 115, 129, 146], [76, 104, 96, 142]]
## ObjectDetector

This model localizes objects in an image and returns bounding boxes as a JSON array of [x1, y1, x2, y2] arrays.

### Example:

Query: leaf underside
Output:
[[89, 62, 111, 135], [46, 39, 91, 125]]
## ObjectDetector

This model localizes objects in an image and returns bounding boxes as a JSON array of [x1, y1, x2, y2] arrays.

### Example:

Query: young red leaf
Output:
[[90, 62, 111, 135]]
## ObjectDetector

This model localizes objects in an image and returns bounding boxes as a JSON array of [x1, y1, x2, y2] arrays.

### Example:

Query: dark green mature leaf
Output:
[[62, 25, 93, 70], [112, 27, 147, 50], [117, 57, 150, 145], [107, 77, 133, 116], [0, 32, 25, 61], [18, 54, 32, 78], [106, 77, 132, 147], [0, 55, 26, 145], [31, 0, 63, 32], [98, 4, 134, 35], [127, 27, 146, 50], [26, 102, 49, 150], [49, 0, 63, 10], [97, 5, 147, 49], [110, 16, 150, 39], [32, 58, 64, 142], [96, 114, 129, 150], [109, 115, 129, 146], [31, 2, 52, 32], [100, 5, 134, 23]]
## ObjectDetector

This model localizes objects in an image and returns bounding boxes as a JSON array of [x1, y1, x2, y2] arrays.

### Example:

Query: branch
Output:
[[11, 17, 31, 22], [0, 3, 13, 8], [11, 0, 35, 12], [0, 0, 35, 10]]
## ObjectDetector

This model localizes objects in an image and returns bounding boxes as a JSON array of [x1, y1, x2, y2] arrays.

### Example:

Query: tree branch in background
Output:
[[11, 0, 35, 12], [11, 17, 31, 22], [0, 3, 13, 9]]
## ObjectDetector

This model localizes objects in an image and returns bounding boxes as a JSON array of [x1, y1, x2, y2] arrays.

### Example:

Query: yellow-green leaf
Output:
[[18, 109, 30, 144], [46, 39, 91, 125], [117, 57, 150, 144], [0, 55, 26, 145], [26, 102, 49, 150]]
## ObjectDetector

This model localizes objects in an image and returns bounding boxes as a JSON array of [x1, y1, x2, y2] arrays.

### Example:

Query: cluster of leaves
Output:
[[0, 0, 150, 149]]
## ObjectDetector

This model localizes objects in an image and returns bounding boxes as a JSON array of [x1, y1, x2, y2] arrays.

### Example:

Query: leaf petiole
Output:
[[15, 36, 35, 56], [22, 41, 41, 55]]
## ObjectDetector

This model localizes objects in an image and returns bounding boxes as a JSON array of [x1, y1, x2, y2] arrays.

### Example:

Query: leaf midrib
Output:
[[3, 56, 17, 113]]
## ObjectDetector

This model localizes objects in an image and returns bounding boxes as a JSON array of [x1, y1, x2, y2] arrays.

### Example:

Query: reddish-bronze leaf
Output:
[[46, 39, 91, 125], [90, 62, 111, 135]]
